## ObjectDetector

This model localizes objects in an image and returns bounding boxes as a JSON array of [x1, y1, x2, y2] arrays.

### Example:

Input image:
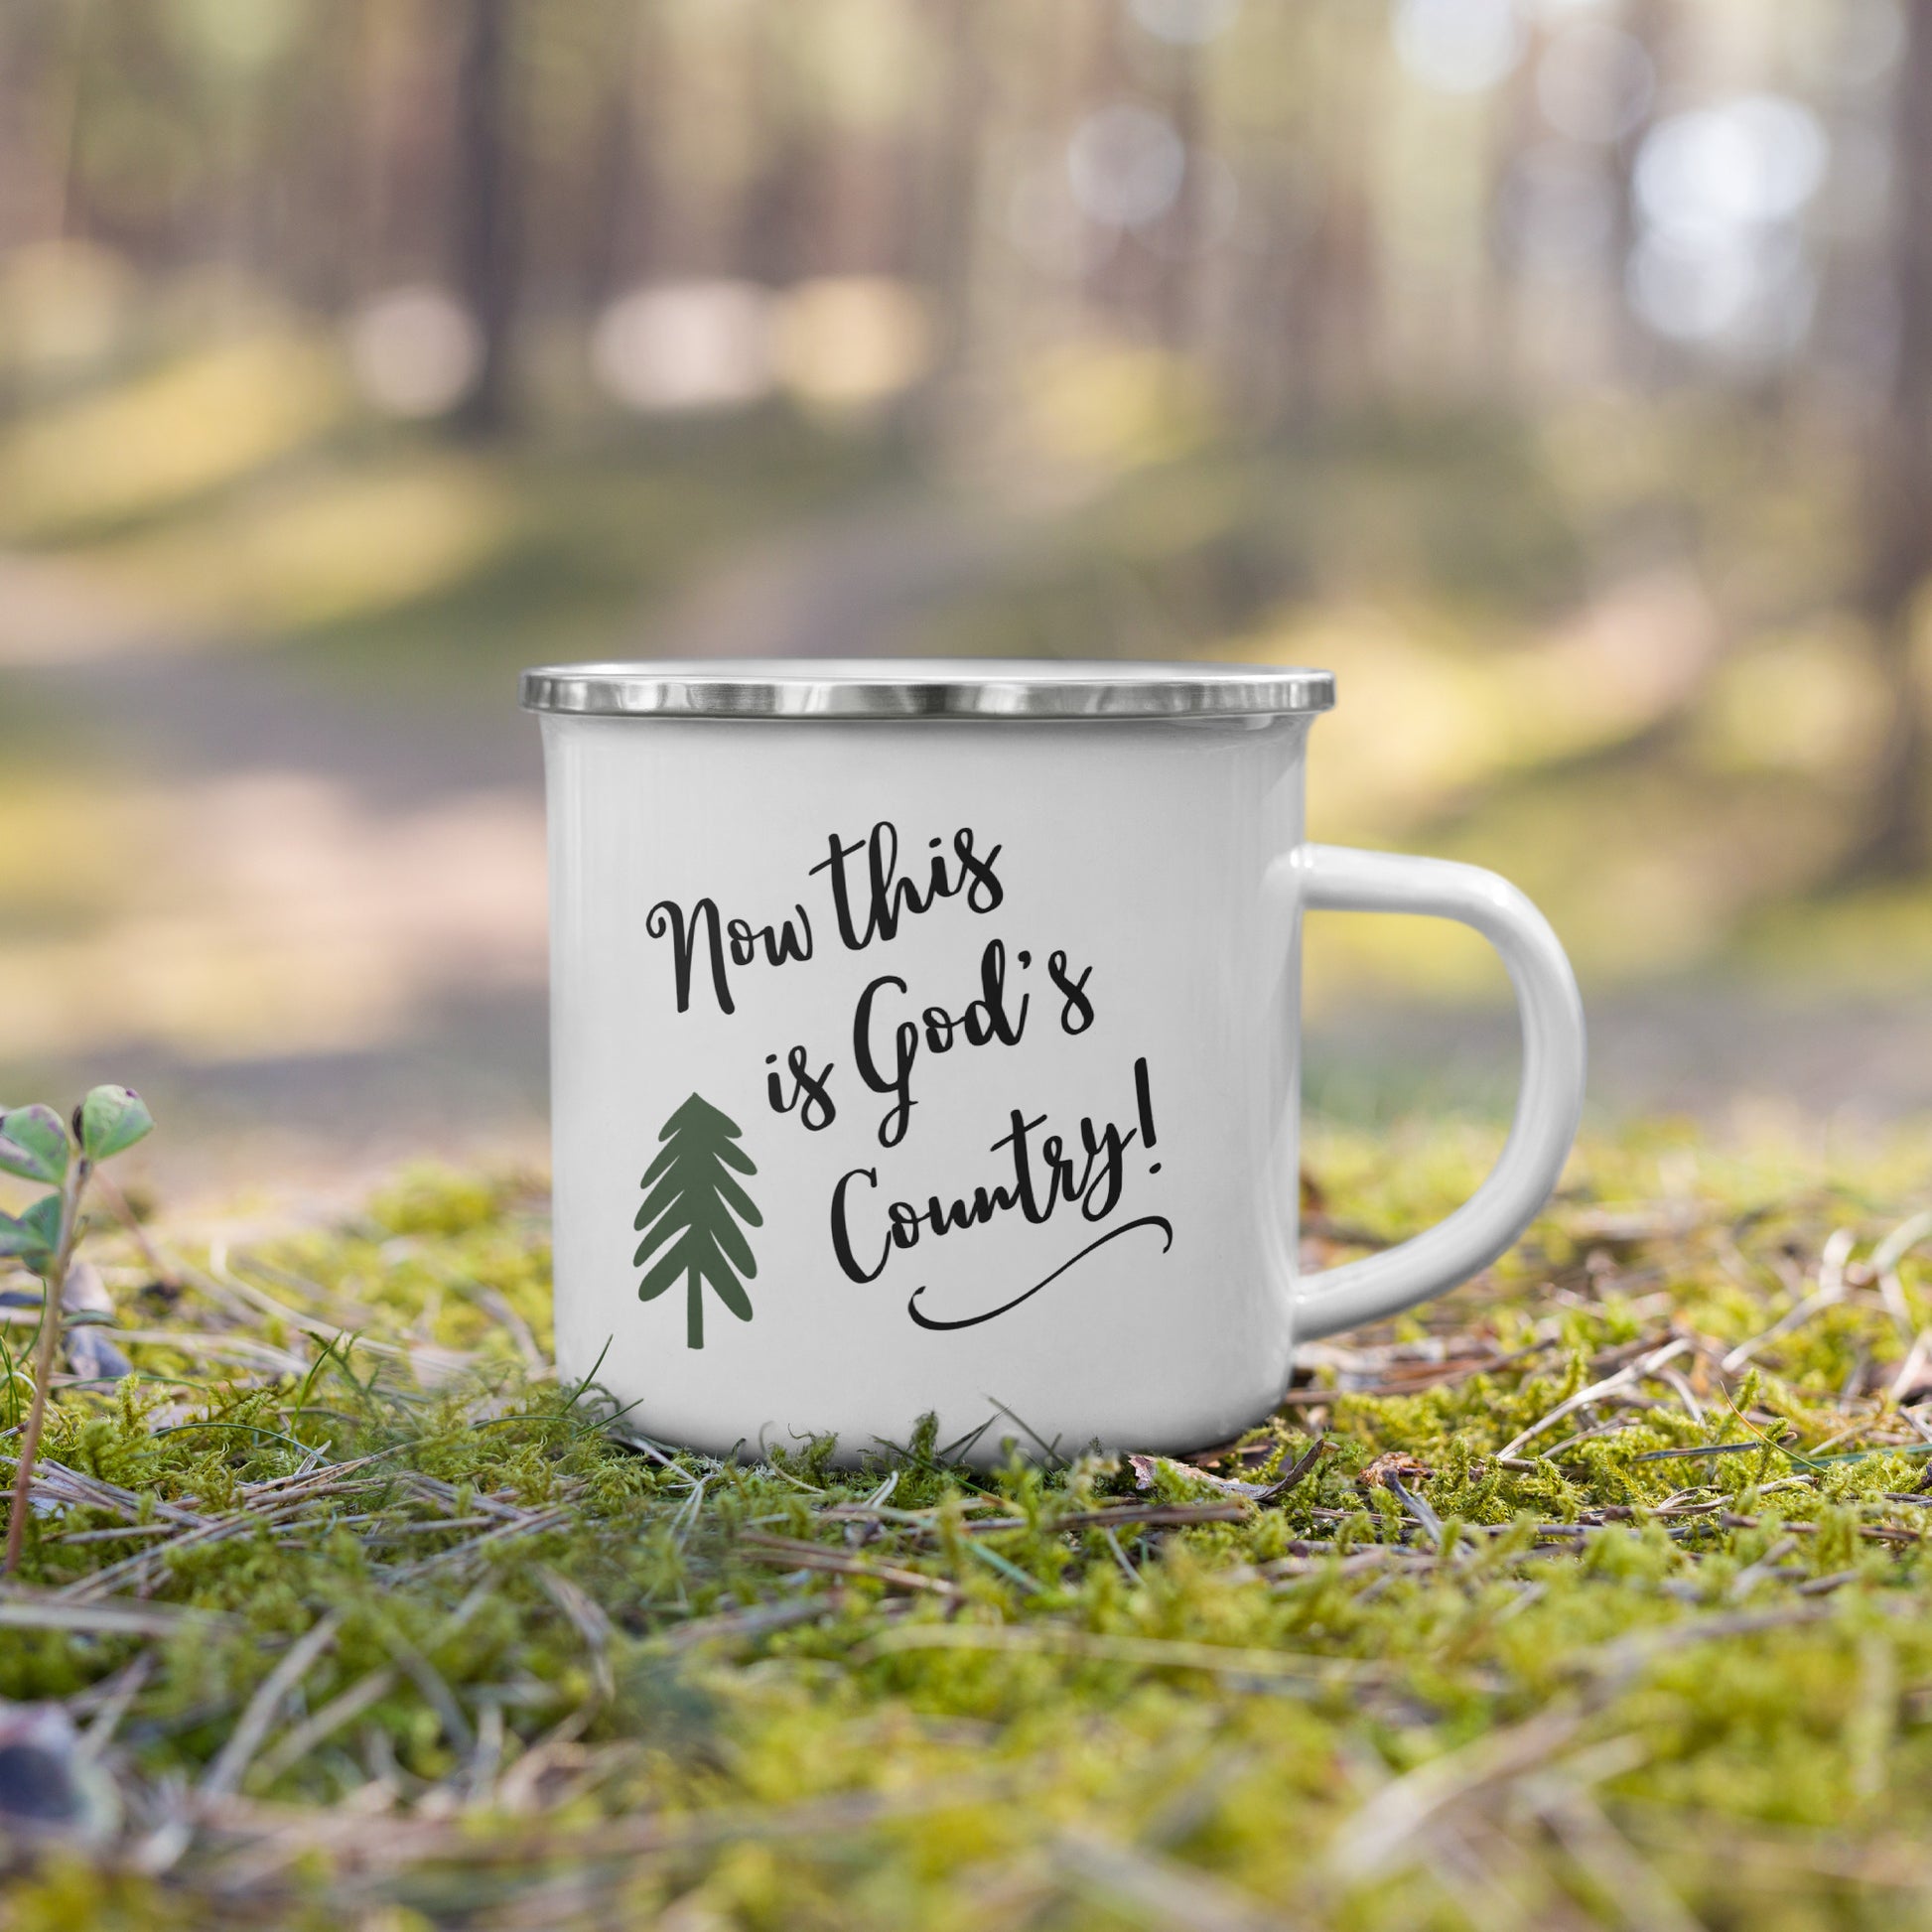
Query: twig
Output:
[[1258, 1437, 1330, 1502], [1057, 1503, 1249, 1531], [737, 1530, 960, 1594], [1796, 1570, 1863, 1596], [812, 1500, 1247, 1535]]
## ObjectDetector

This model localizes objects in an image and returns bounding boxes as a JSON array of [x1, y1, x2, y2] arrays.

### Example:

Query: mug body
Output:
[[534, 662, 1329, 1461]]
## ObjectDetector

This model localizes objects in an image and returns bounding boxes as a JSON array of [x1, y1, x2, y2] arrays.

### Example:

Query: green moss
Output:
[[5, 1126, 1932, 1925]]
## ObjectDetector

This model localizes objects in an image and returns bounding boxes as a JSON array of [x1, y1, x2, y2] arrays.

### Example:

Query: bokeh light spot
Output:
[[591, 281, 773, 413], [1067, 104, 1187, 230], [1128, 0, 1241, 46], [773, 278, 930, 410], [1635, 95, 1829, 241], [347, 287, 483, 419], [1392, 0, 1526, 95], [1537, 22, 1655, 144]]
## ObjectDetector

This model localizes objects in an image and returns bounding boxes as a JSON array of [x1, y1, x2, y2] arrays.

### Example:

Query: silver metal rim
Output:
[[519, 659, 1335, 721]]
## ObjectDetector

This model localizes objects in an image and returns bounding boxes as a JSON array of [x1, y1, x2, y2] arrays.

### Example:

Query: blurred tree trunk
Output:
[[1482, 22, 1537, 398], [0, 3, 68, 246], [451, 0, 519, 436], [737, 10, 810, 284], [913, 0, 984, 448], [1850, 0, 1932, 880], [925, 0, 982, 365], [51, 0, 95, 243], [1609, 0, 1669, 384], [1080, 0, 1134, 325], [1154, 40, 1203, 350], [1287, 19, 1378, 421], [581, 1, 668, 303]]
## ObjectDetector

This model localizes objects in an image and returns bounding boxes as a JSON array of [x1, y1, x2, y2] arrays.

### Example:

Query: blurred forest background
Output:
[[2, 0, 1931, 1190]]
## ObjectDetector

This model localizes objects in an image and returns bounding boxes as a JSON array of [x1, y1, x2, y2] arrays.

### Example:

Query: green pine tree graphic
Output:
[[633, 1092, 761, 1349]]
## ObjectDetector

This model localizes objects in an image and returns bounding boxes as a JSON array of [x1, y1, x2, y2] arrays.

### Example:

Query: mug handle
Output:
[[1278, 843, 1587, 1342]]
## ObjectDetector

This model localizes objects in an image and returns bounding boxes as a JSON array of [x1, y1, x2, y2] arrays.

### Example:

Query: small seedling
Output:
[[0, 1085, 154, 1576]]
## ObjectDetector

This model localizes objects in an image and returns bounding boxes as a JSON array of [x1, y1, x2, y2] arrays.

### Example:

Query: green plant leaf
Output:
[[0, 1213, 39, 1260], [76, 1085, 154, 1163], [21, 1193, 61, 1260], [0, 1105, 69, 1185], [0, 1193, 62, 1269]]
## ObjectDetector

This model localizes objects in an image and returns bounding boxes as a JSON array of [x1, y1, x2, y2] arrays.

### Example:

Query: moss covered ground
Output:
[[4, 1120, 1932, 1928]]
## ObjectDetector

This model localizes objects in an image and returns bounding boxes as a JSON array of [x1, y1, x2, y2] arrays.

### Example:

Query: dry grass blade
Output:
[[865, 1621, 1381, 1682], [74, 1654, 155, 1763], [1571, 1603, 1833, 1681], [197, 1777, 1006, 1870], [1494, 1339, 1689, 1461], [1723, 1228, 1857, 1372], [1889, 1330, 1932, 1403], [0, 1590, 228, 1638], [199, 1610, 344, 1800], [1616, 1809, 1932, 1891], [1530, 1784, 1704, 1932], [247, 1667, 400, 1791], [7, 1138, 1932, 1927], [109, 1329, 314, 1376], [1654, 1364, 1705, 1425], [655, 1597, 840, 1651], [57, 1493, 322, 1601], [384, 1506, 573, 1581], [1051, 1828, 1311, 1932], [1413, 1814, 1553, 1932], [399, 1469, 531, 1523], [537, 1566, 615, 1703], [0, 1449, 207, 1528], [1327, 1706, 1585, 1881], [1867, 1209, 1932, 1284]]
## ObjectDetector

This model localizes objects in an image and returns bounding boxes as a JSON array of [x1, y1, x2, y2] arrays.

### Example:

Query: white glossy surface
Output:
[[1286, 844, 1587, 1340], [539, 702, 1585, 1461]]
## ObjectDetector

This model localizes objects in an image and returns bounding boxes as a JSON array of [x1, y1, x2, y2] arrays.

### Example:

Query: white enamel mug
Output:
[[523, 661, 1586, 1462]]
